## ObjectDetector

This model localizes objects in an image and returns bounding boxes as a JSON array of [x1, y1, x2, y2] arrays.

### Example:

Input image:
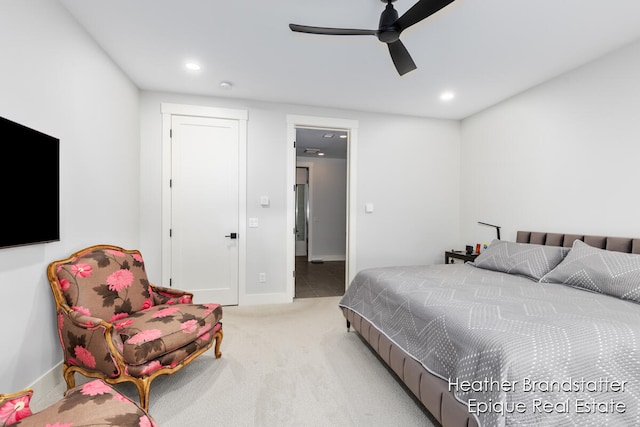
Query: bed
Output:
[[339, 231, 640, 427]]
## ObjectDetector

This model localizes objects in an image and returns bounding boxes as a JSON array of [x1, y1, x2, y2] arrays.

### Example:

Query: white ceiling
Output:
[[59, 0, 640, 121], [296, 128, 348, 159]]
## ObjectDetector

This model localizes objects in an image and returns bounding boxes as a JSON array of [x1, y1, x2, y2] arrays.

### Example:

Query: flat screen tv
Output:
[[0, 116, 60, 249]]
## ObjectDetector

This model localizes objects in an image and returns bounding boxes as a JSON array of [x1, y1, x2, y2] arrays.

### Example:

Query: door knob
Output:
[[225, 233, 237, 239]]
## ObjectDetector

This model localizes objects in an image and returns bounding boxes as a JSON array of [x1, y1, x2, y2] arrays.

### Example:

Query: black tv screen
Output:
[[0, 116, 60, 249]]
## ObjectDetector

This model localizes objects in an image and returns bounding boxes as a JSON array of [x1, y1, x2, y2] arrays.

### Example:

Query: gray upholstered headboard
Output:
[[516, 231, 640, 254]]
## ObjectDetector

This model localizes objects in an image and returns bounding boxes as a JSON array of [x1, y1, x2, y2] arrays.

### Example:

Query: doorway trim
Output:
[[161, 103, 248, 304], [286, 115, 359, 301]]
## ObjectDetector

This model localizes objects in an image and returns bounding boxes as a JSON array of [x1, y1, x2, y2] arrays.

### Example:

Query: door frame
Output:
[[286, 115, 359, 301], [161, 103, 248, 304]]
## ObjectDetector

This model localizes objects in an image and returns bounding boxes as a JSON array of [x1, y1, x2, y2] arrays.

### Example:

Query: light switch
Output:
[[365, 203, 374, 213], [249, 218, 259, 228], [260, 196, 270, 207]]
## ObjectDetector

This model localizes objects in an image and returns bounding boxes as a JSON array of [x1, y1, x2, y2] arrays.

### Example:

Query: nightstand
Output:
[[445, 250, 478, 264]]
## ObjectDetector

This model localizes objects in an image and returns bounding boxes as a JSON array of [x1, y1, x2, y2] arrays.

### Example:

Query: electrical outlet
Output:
[[259, 273, 266, 283]]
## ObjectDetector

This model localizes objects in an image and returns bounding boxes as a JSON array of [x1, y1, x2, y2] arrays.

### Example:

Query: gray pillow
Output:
[[470, 239, 570, 281], [541, 239, 640, 303]]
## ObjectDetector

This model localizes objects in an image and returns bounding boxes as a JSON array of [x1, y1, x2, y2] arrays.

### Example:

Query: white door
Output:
[[170, 115, 239, 305]]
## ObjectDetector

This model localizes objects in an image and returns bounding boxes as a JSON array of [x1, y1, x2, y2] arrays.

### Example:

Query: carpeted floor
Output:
[[32, 297, 437, 426]]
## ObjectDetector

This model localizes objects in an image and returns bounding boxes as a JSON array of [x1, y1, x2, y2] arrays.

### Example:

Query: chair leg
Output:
[[62, 365, 76, 391], [132, 377, 152, 411], [213, 330, 223, 358]]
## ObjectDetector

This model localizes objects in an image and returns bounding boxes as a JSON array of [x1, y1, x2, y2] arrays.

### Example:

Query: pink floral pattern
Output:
[[198, 323, 213, 341], [2, 380, 158, 427], [81, 379, 112, 396], [114, 318, 134, 330], [48, 245, 223, 412], [0, 393, 32, 425], [59, 279, 70, 291], [72, 306, 91, 317], [71, 263, 92, 278], [152, 306, 180, 318], [105, 249, 125, 258], [109, 312, 129, 323], [139, 360, 162, 375], [106, 269, 134, 292], [128, 329, 162, 344], [181, 319, 198, 334], [74, 345, 96, 368]]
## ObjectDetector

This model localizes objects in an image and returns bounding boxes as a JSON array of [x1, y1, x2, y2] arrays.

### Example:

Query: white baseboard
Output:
[[310, 255, 346, 262], [28, 361, 64, 397], [240, 292, 292, 306]]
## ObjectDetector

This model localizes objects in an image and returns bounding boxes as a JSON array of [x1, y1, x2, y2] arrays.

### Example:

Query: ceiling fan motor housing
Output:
[[378, 3, 401, 43]]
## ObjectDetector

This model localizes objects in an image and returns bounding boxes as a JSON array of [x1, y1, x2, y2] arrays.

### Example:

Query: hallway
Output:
[[294, 256, 345, 298]]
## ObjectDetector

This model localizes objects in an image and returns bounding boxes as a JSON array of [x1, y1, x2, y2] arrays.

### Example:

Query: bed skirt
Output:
[[341, 307, 479, 427]]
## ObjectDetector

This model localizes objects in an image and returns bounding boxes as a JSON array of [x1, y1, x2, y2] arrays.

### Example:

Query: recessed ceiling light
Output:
[[318, 152, 325, 156], [219, 81, 232, 90], [339, 134, 347, 139], [322, 133, 334, 138], [440, 92, 455, 101], [304, 148, 321, 154], [185, 62, 201, 71]]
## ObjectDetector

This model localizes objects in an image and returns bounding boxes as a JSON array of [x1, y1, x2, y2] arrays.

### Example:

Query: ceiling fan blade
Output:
[[396, 0, 455, 32], [388, 40, 417, 76], [289, 24, 377, 36]]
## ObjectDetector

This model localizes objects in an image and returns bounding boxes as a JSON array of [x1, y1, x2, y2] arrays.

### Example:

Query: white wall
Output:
[[0, 1, 139, 392], [460, 39, 640, 246], [357, 118, 462, 268], [0, 0, 458, 395], [296, 157, 347, 261], [139, 92, 461, 299]]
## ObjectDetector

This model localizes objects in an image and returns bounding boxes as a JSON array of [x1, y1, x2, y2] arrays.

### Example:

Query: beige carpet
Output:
[[33, 297, 436, 426]]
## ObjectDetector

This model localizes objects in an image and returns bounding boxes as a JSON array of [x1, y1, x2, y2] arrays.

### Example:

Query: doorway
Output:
[[286, 114, 359, 302], [293, 127, 348, 298]]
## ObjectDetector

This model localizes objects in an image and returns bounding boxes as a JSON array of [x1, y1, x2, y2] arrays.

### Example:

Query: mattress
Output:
[[338, 263, 640, 426]]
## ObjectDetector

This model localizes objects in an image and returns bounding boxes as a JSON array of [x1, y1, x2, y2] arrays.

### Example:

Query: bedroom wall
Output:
[[296, 157, 347, 262], [0, 1, 140, 392], [460, 39, 640, 246], [139, 92, 461, 301]]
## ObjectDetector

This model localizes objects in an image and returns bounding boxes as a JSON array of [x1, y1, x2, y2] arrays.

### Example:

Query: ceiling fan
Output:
[[289, 0, 456, 76]]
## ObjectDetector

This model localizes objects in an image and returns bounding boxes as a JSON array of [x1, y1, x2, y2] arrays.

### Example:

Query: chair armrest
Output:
[[58, 308, 125, 376], [67, 309, 111, 329], [0, 389, 33, 424], [149, 284, 194, 305]]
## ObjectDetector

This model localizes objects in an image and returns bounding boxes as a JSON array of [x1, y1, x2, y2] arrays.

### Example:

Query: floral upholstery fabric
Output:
[[55, 248, 153, 322], [47, 245, 224, 409], [6, 380, 157, 427], [0, 390, 32, 426], [52, 246, 223, 377], [126, 322, 222, 377], [116, 303, 222, 366], [58, 309, 122, 378]]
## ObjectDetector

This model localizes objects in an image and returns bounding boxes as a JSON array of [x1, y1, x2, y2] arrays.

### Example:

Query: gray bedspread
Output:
[[338, 263, 640, 426]]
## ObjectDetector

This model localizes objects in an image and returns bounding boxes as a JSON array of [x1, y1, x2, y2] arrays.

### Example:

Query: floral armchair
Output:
[[1, 380, 157, 426], [46, 244, 223, 410]]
